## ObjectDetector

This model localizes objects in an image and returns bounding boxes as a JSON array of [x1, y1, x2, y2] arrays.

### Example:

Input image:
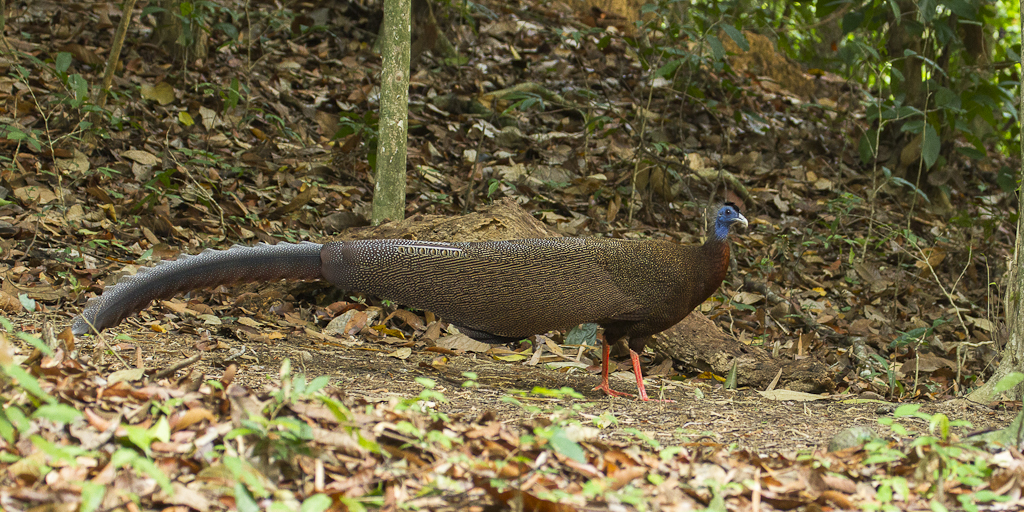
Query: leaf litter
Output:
[[0, 0, 1021, 509]]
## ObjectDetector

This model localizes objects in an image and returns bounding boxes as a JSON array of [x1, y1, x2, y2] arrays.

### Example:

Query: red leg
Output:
[[629, 349, 674, 402], [592, 338, 632, 398]]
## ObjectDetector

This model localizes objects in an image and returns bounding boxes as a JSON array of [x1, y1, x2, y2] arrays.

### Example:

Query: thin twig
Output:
[[154, 353, 203, 379]]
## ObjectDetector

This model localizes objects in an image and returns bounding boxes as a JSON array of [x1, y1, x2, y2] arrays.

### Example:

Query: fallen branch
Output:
[[154, 353, 202, 380]]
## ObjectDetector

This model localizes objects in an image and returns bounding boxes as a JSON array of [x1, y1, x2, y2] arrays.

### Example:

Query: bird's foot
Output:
[[634, 381, 675, 402], [628, 350, 675, 402], [592, 382, 633, 398]]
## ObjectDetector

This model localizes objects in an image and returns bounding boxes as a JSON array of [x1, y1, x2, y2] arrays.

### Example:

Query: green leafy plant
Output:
[[269, 359, 331, 415], [502, 387, 593, 468], [0, 321, 82, 444], [632, 0, 748, 82], [815, 192, 864, 250], [229, 415, 315, 467], [134, 167, 183, 213], [891, 318, 948, 351], [486, 177, 513, 198], [396, 377, 449, 421], [156, 0, 242, 52], [53, 52, 89, 110], [866, 353, 902, 399], [0, 121, 42, 154], [842, 2, 1019, 207], [224, 359, 332, 474], [500, 91, 545, 114], [2, 51, 95, 151], [461, 371, 480, 388], [47, 51, 129, 137], [863, 404, 1009, 511], [0, 320, 175, 505]]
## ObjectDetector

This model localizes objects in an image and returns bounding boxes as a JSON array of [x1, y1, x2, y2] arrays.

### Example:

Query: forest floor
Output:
[[2, 0, 1023, 510]]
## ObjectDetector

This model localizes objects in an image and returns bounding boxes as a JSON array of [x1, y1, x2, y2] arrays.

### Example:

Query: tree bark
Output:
[[886, 1, 923, 109], [150, 0, 208, 63], [372, 0, 411, 225], [967, 8, 1024, 405]]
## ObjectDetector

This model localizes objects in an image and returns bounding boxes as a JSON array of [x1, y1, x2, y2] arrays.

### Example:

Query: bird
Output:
[[73, 203, 747, 400]]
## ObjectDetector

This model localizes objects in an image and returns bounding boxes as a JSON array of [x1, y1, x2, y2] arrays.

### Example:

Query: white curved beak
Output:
[[734, 213, 749, 230]]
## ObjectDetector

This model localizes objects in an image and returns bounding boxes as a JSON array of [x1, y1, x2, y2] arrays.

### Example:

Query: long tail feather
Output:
[[73, 241, 324, 335]]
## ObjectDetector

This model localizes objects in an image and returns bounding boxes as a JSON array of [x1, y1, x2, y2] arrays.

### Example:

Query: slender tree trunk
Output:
[[971, 214, 1024, 405], [967, 6, 1024, 405], [95, 0, 137, 111], [150, 0, 208, 62], [886, 1, 923, 109], [372, 0, 411, 225]]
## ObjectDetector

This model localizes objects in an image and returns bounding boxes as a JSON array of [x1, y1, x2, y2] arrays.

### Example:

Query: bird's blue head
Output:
[[713, 203, 748, 240]]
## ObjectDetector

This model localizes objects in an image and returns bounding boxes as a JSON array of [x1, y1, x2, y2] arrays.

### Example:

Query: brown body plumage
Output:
[[321, 237, 727, 344], [73, 205, 747, 401]]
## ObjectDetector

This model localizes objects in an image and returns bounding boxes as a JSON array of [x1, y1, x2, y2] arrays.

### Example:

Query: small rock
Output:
[[828, 426, 878, 452]]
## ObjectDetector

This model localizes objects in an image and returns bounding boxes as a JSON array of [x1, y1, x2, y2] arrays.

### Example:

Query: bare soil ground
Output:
[[27, 314, 1013, 455]]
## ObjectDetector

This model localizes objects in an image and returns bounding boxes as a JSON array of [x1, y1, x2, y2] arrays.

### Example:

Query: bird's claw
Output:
[[592, 383, 633, 398]]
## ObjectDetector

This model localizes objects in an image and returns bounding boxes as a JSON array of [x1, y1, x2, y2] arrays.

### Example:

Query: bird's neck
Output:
[[714, 221, 732, 240], [699, 235, 731, 299]]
